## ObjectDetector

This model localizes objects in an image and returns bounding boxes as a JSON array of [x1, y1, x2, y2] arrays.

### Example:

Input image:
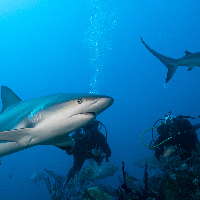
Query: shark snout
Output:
[[93, 96, 114, 115], [105, 96, 114, 107]]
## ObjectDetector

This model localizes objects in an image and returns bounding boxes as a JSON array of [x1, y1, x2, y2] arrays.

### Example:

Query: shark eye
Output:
[[78, 99, 82, 104]]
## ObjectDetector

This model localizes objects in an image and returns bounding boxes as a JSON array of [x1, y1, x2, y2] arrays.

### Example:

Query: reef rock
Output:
[[83, 187, 113, 200]]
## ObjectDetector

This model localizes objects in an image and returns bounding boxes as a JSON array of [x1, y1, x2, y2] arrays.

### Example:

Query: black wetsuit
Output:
[[154, 115, 199, 162], [60, 121, 111, 187]]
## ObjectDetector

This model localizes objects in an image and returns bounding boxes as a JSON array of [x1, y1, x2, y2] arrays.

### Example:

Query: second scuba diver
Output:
[[145, 113, 200, 163]]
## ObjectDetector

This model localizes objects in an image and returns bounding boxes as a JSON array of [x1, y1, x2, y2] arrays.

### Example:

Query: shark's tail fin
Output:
[[141, 37, 178, 83], [165, 62, 178, 83]]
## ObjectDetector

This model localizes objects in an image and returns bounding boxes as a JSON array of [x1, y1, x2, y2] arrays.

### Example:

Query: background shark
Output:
[[0, 86, 114, 157], [133, 156, 161, 171], [26, 170, 46, 183], [141, 37, 200, 82], [44, 162, 119, 183]]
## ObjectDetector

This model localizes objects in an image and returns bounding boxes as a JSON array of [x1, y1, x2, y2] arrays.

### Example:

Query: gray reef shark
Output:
[[27, 170, 46, 183], [141, 37, 200, 82], [0, 86, 114, 157], [133, 156, 161, 170], [45, 162, 119, 183], [91, 162, 119, 180]]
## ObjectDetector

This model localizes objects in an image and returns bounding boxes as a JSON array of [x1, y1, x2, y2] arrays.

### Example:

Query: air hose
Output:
[[141, 121, 172, 149]]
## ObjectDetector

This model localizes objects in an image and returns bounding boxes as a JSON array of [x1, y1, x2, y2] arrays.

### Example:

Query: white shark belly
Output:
[[0, 142, 32, 157]]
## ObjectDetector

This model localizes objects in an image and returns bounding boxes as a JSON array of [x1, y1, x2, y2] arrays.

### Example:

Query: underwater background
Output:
[[0, 0, 200, 199]]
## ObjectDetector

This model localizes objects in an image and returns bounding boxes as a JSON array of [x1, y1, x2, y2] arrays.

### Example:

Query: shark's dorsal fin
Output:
[[1, 86, 22, 113], [185, 51, 192, 56]]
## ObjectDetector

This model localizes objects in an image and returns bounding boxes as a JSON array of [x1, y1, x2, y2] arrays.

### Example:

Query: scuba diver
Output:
[[143, 112, 200, 162], [57, 120, 111, 188]]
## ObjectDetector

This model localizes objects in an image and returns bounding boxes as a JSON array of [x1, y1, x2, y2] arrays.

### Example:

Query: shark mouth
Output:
[[82, 112, 97, 116], [70, 112, 96, 118]]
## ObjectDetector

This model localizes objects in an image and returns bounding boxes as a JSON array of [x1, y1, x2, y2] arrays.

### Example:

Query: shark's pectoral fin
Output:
[[188, 65, 195, 71], [0, 128, 34, 146]]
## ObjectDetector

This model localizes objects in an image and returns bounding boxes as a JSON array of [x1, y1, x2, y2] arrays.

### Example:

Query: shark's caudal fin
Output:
[[141, 37, 178, 83], [1, 86, 22, 113]]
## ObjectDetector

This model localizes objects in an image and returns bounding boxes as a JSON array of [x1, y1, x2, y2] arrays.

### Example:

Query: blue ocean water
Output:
[[0, 0, 200, 199]]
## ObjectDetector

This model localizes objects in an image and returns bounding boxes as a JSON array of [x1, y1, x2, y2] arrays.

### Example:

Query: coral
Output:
[[160, 170, 196, 200], [82, 187, 113, 200], [149, 145, 200, 200], [145, 144, 200, 200], [45, 165, 117, 200], [63, 166, 97, 199], [72, 165, 96, 188]]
